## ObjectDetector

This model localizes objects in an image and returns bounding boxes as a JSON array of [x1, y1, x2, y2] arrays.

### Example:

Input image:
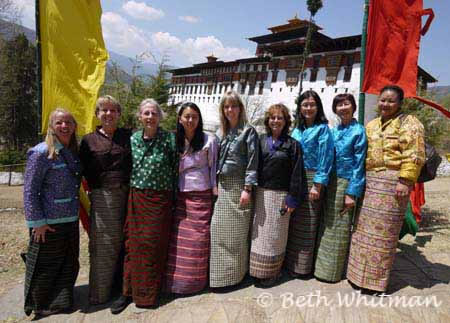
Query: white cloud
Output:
[[14, 0, 35, 30], [122, 1, 164, 21], [151, 32, 252, 66], [179, 16, 200, 24], [101, 12, 151, 57]]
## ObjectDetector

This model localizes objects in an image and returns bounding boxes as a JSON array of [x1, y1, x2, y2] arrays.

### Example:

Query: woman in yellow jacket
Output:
[[346, 85, 425, 293]]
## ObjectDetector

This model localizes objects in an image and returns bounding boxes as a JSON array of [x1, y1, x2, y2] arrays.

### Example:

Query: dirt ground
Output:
[[0, 178, 449, 321]]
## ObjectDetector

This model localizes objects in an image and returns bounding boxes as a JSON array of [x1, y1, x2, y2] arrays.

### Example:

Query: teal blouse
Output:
[[331, 119, 367, 197], [291, 123, 334, 186]]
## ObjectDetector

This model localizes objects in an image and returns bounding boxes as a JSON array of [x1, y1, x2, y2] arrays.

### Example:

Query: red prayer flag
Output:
[[362, 0, 434, 97]]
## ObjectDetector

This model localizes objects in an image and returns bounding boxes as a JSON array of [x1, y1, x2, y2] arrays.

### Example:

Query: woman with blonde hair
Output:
[[23, 108, 81, 317], [210, 91, 260, 288]]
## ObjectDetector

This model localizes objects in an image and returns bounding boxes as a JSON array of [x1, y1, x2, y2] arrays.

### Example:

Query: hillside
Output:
[[0, 19, 167, 84]]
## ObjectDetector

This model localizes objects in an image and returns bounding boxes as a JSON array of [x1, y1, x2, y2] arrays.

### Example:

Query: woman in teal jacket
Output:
[[314, 93, 367, 282], [285, 90, 334, 277]]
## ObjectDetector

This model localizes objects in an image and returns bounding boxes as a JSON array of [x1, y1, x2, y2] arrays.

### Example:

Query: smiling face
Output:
[[268, 109, 286, 136], [52, 112, 76, 146], [139, 104, 160, 130], [179, 107, 200, 135], [96, 101, 120, 129], [335, 99, 354, 125], [223, 99, 241, 127], [300, 97, 318, 126], [378, 90, 401, 120]]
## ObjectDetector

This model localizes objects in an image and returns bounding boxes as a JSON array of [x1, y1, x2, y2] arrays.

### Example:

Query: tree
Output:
[[0, 33, 38, 150], [397, 91, 449, 150], [298, 0, 323, 95], [100, 52, 176, 130]]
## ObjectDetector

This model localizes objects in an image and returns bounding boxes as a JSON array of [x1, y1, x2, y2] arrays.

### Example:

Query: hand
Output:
[[396, 181, 411, 201], [340, 195, 355, 215], [285, 207, 295, 216], [212, 186, 218, 196], [240, 190, 251, 207], [32, 224, 55, 243], [309, 184, 322, 201]]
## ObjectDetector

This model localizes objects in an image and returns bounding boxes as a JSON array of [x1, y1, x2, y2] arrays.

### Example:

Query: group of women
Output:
[[23, 84, 425, 317]]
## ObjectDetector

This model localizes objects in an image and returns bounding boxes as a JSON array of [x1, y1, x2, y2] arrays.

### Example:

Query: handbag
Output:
[[398, 114, 442, 183], [417, 143, 442, 183]]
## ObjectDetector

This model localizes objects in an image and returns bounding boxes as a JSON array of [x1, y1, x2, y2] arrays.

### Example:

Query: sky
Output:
[[14, 0, 450, 85]]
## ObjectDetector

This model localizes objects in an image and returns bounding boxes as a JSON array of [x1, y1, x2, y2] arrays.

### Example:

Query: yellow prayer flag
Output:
[[40, 0, 108, 136]]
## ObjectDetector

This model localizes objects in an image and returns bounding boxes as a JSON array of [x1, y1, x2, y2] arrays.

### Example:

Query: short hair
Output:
[[45, 108, 78, 159], [264, 103, 292, 137], [95, 95, 121, 114], [137, 98, 164, 120], [380, 85, 404, 103], [295, 90, 328, 128], [218, 91, 247, 135], [332, 93, 357, 114], [176, 102, 205, 153]]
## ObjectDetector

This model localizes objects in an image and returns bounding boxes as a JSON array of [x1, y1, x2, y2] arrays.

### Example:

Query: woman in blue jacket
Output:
[[314, 93, 367, 282], [285, 90, 334, 277], [23, 108, 81, 317]]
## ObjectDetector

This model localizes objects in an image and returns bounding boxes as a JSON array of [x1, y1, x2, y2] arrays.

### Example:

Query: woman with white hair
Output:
[[111, 98, 178, 314], [23, 108, 81, 317]]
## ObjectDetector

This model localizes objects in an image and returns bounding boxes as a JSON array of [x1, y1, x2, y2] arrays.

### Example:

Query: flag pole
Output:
[[35, 0, 42, 137], [358, 0, 370, 125]]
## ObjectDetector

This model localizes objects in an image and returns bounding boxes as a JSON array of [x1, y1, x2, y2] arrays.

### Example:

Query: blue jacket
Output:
[[332, 119, 367, 197], [23, 142, 81, 228], [291, 123, 334, 186]]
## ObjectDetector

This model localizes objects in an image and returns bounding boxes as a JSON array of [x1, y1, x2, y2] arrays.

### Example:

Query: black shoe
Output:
[[110, 295, 132, 315]]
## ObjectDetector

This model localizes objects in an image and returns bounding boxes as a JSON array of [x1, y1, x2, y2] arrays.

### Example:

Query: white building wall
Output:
[[169, 58, 381, 131]]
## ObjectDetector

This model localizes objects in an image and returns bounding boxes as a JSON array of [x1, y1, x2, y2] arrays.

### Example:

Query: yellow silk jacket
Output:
[[365, 113, 425, 182]]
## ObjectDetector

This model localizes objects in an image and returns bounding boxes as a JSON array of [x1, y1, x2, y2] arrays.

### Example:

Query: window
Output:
[[249, 83, 256, 95], [246, 64, 250, 72], [262, 64, 267, 72], [240, 82, 246, 94], [285, 70, 299, 86], [271, 70, 278, 83], [343, 67, 352, 82]]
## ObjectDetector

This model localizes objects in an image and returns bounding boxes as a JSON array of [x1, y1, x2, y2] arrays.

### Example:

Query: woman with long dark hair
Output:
[[164, 102, 218, 294], [285, 90, 334, 277], [314, 93, 367, 282]]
